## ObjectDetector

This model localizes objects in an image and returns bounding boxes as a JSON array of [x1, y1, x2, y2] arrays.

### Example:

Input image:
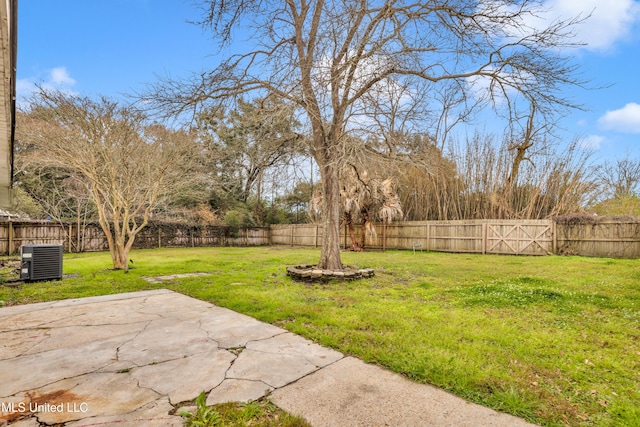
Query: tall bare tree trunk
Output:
[[318, 161, 343, 270]]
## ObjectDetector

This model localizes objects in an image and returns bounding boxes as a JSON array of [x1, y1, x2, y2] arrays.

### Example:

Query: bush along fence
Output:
[[0, 217, 639, 258]]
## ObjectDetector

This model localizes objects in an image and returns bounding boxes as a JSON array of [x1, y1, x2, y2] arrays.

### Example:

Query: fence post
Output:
[[158, 228, 162, 248], [383, 223, 386, 251], [68, 224, 73, 253], [314, 225, 318, 248], [77, 222, 81, 253], [482, 223, 487, 254], [425, 223, 430, 251], [8, 220, 13, 255], [552, 220, 557, 255], [344, 224, 348, 249]]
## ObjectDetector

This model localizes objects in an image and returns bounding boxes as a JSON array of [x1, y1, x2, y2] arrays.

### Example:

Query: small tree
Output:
[[19, 90, 198, 270]]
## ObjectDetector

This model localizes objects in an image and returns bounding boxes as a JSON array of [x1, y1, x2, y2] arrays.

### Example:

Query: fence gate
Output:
[[485, 222, 553, 255]]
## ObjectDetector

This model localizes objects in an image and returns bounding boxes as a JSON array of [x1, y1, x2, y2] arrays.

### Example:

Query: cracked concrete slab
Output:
[[207, 379, 273, 406], [246, 332, 343, 367], [20, 322, 149, 357], [0, 333, 135, 397], [0, 289, 173, 322], [228, 350, 321, 389], [117, 317, 219, 366], [0, 328, 50, 360], [2, 418, 39, 427], [198, 308, 288, 348], [65, 397, 183, 427], [137, 291, 217, 320], [0, 290, 537, 427], [27, 373, 162, 425], [130, 350, 236, 404], [1, 302, 155, 333], [226, 333, 344, 389]]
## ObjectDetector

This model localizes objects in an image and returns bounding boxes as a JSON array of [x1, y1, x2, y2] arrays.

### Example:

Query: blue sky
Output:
[[17, 0, 640, 163]]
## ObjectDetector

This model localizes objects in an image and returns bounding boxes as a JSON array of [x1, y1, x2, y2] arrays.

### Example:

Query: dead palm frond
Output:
[[310, 165, 403, 250]]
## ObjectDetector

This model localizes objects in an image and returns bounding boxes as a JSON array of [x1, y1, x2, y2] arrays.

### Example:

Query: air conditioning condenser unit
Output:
[[20, 244, 63, 281]]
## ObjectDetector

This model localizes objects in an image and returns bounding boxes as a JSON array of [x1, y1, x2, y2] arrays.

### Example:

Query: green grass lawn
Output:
[[1, 247, 639, 426]]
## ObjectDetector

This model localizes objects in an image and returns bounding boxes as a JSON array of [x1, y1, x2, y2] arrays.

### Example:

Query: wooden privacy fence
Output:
[[0, 221, 270, 255], [0, 221, 67, 255], [271, 220, 555, 256], [555, 219, 640, 258], [76, 222, 270, 252], [1, 218, 639, 258], [271, 219, 640, 258]]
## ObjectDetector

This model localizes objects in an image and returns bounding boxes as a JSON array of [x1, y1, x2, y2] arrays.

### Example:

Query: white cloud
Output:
[[579, 134, 606, 150], [539, 0, 640, 52], [16, 66, 77, 103], [489, 0, 640, 52], [598, 102, 640, 133], [49, 67, 76, 86]]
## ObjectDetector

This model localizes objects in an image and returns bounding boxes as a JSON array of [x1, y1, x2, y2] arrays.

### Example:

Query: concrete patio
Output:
[[1, 289, 535, 426]]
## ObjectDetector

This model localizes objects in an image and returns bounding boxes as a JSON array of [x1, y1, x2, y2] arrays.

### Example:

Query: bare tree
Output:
[[13, 119, 97, 250], [598, 155, 640, 199], [141, 0, 584, 270], [19, 90, 199, 270], [591, 154, 640, 216]]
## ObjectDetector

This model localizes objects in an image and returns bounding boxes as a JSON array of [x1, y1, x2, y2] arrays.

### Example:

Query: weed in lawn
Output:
[[417, 281, 431, 290], [214, 400, 310, 427], [179, 392, 221, 427], [489, 385, 536, 420], [450, 278, 564, 308], [179, 391, 310, 427]]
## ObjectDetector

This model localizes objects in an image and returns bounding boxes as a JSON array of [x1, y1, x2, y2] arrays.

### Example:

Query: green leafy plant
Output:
[[177, 393, 310, 427], [179, 391, 221, 427]]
